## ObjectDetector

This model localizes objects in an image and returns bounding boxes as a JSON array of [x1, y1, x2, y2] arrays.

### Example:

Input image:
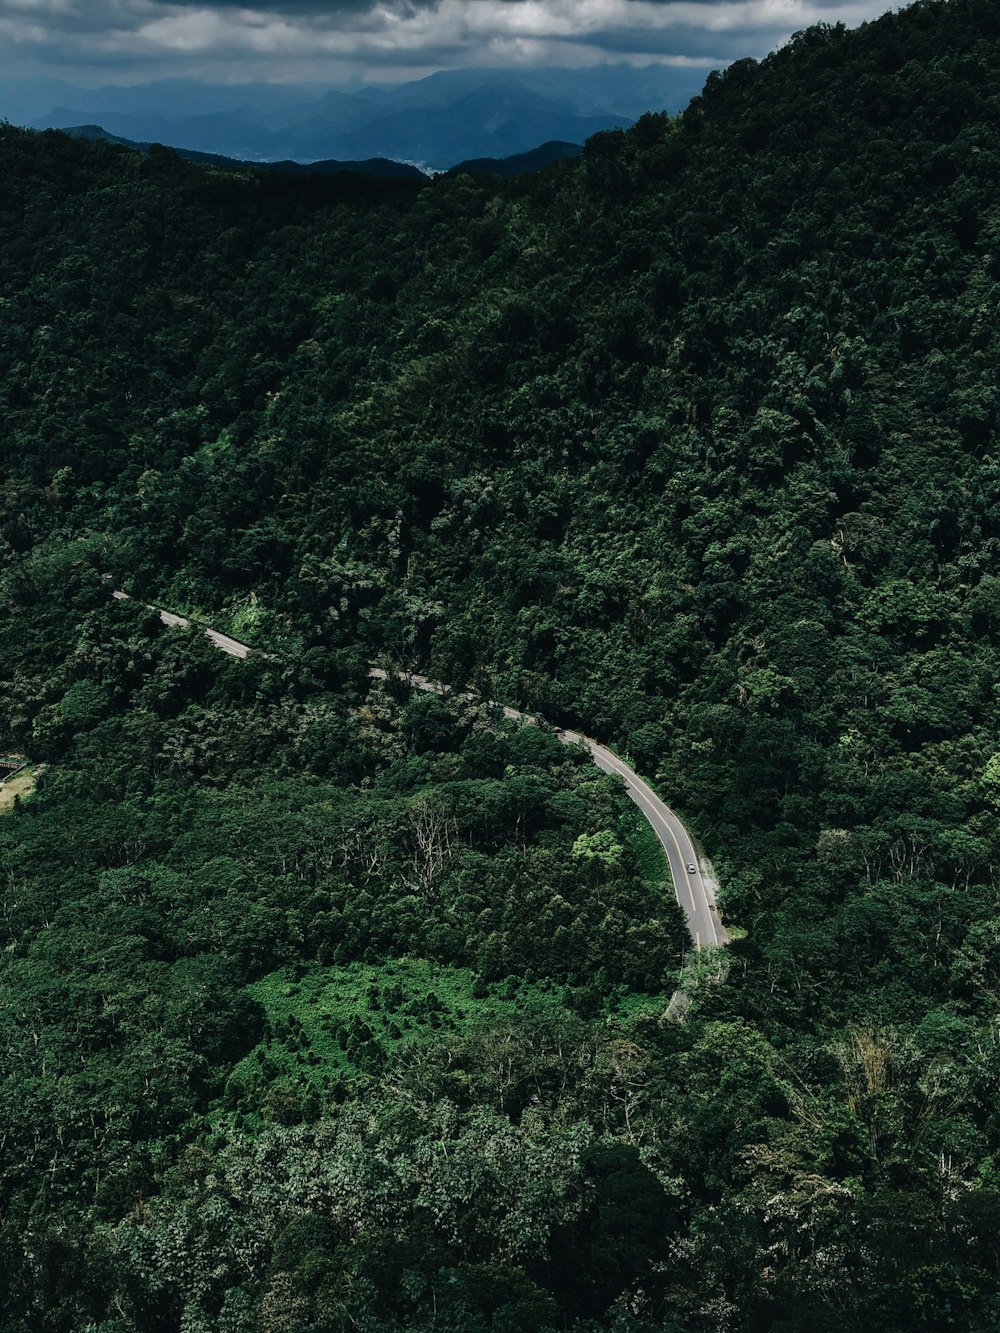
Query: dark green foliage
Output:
[[0, 561, 684, 1331]]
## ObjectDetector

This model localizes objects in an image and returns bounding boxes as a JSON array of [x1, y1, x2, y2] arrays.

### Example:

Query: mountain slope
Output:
[[4, 1, 1000, 1329], [449, 139, 583, 176]]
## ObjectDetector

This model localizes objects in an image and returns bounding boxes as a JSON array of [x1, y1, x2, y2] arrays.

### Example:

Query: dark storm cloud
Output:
[[0, 0, 894, 84]]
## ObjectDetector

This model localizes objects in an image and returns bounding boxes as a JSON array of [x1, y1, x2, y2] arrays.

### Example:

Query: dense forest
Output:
[[4, 0, 1000, 1327]]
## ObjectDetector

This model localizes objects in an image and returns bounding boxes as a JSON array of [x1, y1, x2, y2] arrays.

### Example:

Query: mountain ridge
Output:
[[58, 123, 429, 180], [55, 123, 585, 179], [23, 62, 708, 169]]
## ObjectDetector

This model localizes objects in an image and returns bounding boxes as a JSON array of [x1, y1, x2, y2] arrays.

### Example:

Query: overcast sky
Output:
[[0, 0, 897, 88]]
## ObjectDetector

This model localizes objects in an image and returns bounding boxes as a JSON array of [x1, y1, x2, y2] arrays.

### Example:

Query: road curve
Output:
[[114, 594, 726, 951], [581, 739, 726, 950], [372, 670, 726, 951]]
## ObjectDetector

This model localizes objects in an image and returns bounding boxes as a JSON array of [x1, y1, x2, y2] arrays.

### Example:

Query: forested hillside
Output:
[[3, 0, 1000, 1328]]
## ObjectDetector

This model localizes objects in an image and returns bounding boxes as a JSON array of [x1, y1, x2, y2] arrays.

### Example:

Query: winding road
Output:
[[114, 593, 726, 951], [112, 591, 252, 659], [574, 736, 726, 950]]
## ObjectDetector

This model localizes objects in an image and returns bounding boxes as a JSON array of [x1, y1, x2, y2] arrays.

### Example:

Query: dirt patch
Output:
[[0, 767, 36, 814]]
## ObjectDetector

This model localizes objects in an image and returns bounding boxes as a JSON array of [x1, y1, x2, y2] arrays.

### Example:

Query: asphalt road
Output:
[[573, 736, 726, 950], [371, 669, 726, 951], [112, 591, 251, 659], [114, 598, 725, 951]]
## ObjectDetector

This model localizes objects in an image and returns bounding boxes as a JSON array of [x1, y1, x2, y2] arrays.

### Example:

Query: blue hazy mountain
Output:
[[58, 124, 428, 180], [57, 125, 590, 180], [26, 63, 710, 170]]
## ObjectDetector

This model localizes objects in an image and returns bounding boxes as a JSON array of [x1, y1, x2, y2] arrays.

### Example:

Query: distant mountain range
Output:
[[61, 125, 429, 181], [12, 64, 710, 171], [61, 124, 586, 181]]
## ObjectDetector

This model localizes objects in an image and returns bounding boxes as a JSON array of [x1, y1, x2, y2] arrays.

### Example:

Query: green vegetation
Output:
[[0, 564, 683, 1332], [230, 961, 578, 1102], [232, 955, 675, 1119], [617, 792, 671, 891], [0, 765, 36, 813], [4, 0, 1000, 1327]]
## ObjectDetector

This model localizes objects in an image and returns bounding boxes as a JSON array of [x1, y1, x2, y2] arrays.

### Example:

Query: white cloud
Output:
[[0, 0, 894, 82]]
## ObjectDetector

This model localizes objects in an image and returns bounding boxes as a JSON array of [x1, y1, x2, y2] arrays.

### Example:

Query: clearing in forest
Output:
[[0, 765, 36, 814]]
